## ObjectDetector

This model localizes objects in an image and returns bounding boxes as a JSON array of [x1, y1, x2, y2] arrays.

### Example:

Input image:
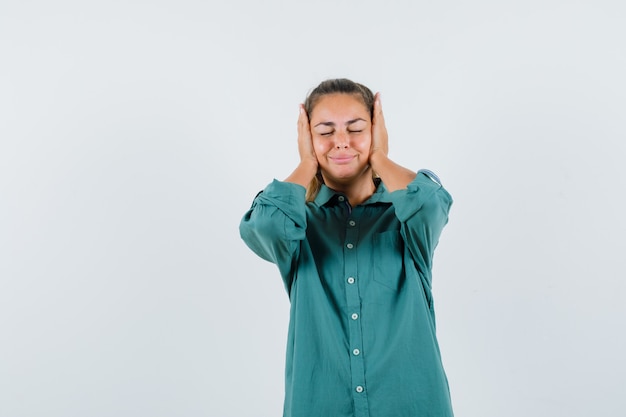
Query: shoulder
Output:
[[417, 169, 442, 186]]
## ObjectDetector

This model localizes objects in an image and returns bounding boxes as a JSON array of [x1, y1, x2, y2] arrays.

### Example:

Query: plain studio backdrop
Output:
[[1, 1, 624, 416]]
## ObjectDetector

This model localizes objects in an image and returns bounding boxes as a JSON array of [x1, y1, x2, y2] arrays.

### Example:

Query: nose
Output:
[[334, 131, 349, 149]]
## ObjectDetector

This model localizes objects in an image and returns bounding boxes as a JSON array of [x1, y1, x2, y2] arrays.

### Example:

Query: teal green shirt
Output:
[[240, 171, 454, 417]]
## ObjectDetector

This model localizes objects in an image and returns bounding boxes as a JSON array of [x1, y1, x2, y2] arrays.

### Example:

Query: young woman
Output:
[[240, 79, 454, 417]]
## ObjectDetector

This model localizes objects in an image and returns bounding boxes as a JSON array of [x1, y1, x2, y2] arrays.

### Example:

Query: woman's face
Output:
[[309, 93, 372, 188]]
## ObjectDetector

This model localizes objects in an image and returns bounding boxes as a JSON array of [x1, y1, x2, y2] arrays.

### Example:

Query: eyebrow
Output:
[[314, 118, 367, 128]]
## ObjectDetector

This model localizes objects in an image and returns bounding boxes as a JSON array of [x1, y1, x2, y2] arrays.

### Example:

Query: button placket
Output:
[[343, 207, 368, 413]]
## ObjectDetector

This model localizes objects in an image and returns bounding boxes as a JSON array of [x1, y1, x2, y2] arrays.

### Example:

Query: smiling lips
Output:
[[329, 154, 357, 164]]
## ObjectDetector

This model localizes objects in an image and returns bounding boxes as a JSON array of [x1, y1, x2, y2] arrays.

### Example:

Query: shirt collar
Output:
[[313, 178, 393, 207]]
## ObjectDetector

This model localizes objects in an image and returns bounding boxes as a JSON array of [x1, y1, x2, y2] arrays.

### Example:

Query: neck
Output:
[[322, 168, 376, 206]]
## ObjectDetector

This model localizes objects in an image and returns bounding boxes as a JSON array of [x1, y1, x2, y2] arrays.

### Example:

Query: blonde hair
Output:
[[306, 173, 324, 202]]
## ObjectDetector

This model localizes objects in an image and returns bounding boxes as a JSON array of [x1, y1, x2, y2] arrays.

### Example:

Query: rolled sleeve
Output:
[[390, 171, 453, 274], [239, 180, 307, 286]]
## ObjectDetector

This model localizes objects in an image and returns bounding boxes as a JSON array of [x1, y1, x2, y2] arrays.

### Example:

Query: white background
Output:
[[1, 1, 625, 416]]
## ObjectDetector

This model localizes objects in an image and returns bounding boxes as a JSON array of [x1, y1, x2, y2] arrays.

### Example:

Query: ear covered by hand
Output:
[[370, 92, 389, 158], [297, 104, 318, 168]]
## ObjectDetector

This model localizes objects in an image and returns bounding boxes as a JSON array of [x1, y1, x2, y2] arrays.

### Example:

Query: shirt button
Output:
[[351, 313, 359, 320], [346, 243, 354, 249], [338, 196, 345, 202], [353, 348, 360, 356], [347, 277, 355, 284], [355, 386, 364, 393], [349, 220, 356, 227]]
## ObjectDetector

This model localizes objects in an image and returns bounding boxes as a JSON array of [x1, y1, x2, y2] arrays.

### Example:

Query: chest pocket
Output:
[[372, 231, 405, 291]]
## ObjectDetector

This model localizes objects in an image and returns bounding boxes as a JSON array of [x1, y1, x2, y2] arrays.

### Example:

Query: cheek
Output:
[[312, 137, 329, 154], [358, 134, 372, 150]]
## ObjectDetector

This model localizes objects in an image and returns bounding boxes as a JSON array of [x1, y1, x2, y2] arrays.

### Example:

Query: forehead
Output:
[[310, 93, 370, 122]]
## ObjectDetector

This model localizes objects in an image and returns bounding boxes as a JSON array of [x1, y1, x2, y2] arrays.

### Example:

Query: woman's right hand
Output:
[[297, 104, 318, 167], [284, 105, 319, 187]]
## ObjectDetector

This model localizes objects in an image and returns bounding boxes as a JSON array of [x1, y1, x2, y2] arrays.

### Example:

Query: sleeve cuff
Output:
[[390, 170, 450, 222]]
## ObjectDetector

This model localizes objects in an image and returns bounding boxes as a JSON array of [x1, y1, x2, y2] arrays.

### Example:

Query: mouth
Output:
[[329, 155, 356, 165]]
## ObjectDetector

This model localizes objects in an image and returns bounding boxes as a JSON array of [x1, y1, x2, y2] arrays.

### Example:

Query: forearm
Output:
[[369, 152, 416, 192], [284, 160, 318, 189], [240, 180, 308, 264], [389, 172, 453, 272]]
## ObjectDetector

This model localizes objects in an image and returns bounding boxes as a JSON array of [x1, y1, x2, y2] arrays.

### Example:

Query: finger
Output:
[[299, 105, 311, 135], [300, 104, 309, 119], [373, 92, 385, 124], [299, 104, 311, 129]]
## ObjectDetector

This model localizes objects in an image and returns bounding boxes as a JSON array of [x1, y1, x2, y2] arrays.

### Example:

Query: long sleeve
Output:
[[239, 179, 308, 291], [389, 171, 453, 279], [239, 173, 455, 417]]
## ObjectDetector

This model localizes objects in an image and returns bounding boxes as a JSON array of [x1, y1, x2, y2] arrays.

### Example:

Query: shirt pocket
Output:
[[372, 230, 404, 291]]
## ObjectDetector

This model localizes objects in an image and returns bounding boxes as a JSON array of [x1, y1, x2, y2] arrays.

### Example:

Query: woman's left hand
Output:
[[370, 92, 389, 159], [368, 92, 417, 191]]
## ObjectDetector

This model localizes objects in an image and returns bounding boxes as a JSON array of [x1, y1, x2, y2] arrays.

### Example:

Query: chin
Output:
[[322, 167, 371, 185]]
